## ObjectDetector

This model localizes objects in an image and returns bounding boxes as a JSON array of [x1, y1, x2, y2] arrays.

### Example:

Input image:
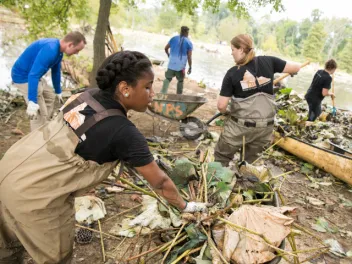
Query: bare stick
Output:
[[252, 137, 284, 164], [98, 220, 106, 262], [242, 135, 245, 161], [272, 171, 294, 179], [161, 222, 186, 263], [104, 204, 142, 223], [300, 249, 329, 263], [144, 234, 188, 262], [170, 246, 202, 264], [202, 164, 208, 203], [201, 226, 229, 264], [5, 110, 16, 124], [119, 178, 156, 198], [292, 223, 325, 245]]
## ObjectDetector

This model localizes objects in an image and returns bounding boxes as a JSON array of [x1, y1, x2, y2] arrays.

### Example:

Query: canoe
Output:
[[273, 132, 352, 185]]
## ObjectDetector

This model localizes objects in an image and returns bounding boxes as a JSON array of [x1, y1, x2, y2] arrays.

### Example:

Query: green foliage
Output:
[[9, 0, 90, 40], [168, 0, 284, 17], [262, 35, 279, 53], [278, 87, 292, 95], [303, 23, 327, 62], [217, 17, 249, 43], [338, 40, 352, 73], [311, 9, 323, 23], [157, 5, 179, 34], [275, 19, 298, 54]]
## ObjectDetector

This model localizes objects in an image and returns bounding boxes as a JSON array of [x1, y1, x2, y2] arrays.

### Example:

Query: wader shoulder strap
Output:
[[245, 57, 261, 91], [62, 88, 126, 138], [62, 88, 104, 114], [75, 109, 125, 138]]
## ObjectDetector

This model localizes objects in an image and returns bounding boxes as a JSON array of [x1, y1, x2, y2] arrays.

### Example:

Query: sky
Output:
[[250, 0, 351, 21]]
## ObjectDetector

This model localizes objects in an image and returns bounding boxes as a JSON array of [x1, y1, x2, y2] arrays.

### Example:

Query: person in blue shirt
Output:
[[161, 26, 193, 94], [11, 31, 86, 131]]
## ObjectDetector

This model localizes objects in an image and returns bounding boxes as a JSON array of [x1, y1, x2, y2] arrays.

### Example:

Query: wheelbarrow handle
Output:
[[205, 112, 224, 125]]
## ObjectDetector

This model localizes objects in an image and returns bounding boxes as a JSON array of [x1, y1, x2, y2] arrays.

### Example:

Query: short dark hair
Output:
[[325, 59, 337, 70], [96, 51, 152, 95], [180, 26, 189, 36], [63, 31, 86, 45]]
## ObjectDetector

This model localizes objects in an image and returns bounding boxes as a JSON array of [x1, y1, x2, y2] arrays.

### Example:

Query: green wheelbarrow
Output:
[[148, 94, 222, 140]]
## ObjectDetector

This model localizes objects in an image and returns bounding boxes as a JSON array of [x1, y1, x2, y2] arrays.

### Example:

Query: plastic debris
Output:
[[75, 196, 107, 224]]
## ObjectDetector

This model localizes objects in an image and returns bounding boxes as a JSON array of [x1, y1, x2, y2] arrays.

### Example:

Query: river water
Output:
[[1, 28, 351, 110], [121, 30, 352, 111]]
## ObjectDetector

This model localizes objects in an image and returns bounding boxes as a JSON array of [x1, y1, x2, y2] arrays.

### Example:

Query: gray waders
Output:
[[215, 59, 277, 166]]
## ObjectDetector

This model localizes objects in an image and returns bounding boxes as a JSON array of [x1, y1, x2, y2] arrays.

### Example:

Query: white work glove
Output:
[[56, 93, 64, 104], [182, 201, 209, 213], [26, 101, 40, 119]]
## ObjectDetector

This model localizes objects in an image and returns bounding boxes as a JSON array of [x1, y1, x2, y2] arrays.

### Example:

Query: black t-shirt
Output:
[[305, 70, 332, 101], [74, 90, 154, 167], [220, 56, 287, 98]]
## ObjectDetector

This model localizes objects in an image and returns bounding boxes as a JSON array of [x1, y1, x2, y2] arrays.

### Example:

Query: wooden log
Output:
[[273, 132, 352, 185]]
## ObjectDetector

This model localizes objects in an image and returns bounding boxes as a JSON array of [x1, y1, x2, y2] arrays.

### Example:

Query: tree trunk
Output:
[[89, 0, 112, 88]]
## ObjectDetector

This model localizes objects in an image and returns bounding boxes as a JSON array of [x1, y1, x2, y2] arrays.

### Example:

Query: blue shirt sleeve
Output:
[[27, 45, 59, 103], [51, 61, 61, 94], [187, 39, 193, 51]]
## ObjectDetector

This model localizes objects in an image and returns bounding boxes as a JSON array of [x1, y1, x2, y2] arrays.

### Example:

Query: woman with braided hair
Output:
[[0, 51, 207, 263]]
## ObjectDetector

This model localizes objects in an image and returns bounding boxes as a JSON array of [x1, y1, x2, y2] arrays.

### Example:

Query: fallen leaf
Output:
[[130, 194, 143, 203], [324, 239, 346, 257], [339, 194, 352, 207], [311, 217, 338, 233], [105, 186, 124, 193], [340, 230, 352, 238], [11, 128, 24, 136], [306, 196, 325, 206], [318, 182, 332, 186], [304, 163, 314, 170], [311, 224, 327, 233], [308, 182, 320, 189]]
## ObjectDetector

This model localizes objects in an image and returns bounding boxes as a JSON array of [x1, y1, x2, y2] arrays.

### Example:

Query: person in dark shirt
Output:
[[305, 59, 337, 121], [215, 34, 300, 165], [0, 51, 207, 263]]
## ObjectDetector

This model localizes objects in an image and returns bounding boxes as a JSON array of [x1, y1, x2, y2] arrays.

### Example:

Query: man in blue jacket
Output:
[[12, 31, 86, 131], [161, 26, 193, 94]]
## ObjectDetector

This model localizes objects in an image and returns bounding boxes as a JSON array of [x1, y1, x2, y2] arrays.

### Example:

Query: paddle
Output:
[[331, 73, 337, 116], [273, 60, 310, 85]]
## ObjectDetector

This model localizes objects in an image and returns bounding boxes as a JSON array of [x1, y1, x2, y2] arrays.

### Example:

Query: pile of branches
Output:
[[85, 141, 330, 264], [275, 88, 352, 151]]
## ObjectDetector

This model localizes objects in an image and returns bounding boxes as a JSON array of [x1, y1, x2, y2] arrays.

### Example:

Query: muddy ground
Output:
[[1, 6, 352, 264], [1, 66, 352, 264]]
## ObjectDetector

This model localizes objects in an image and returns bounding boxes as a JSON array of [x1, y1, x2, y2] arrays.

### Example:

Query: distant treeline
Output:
[[108, 3, 352, 73]]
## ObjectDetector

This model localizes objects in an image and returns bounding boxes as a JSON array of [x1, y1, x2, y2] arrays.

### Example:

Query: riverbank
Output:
[[0, 6, 351, 264]]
